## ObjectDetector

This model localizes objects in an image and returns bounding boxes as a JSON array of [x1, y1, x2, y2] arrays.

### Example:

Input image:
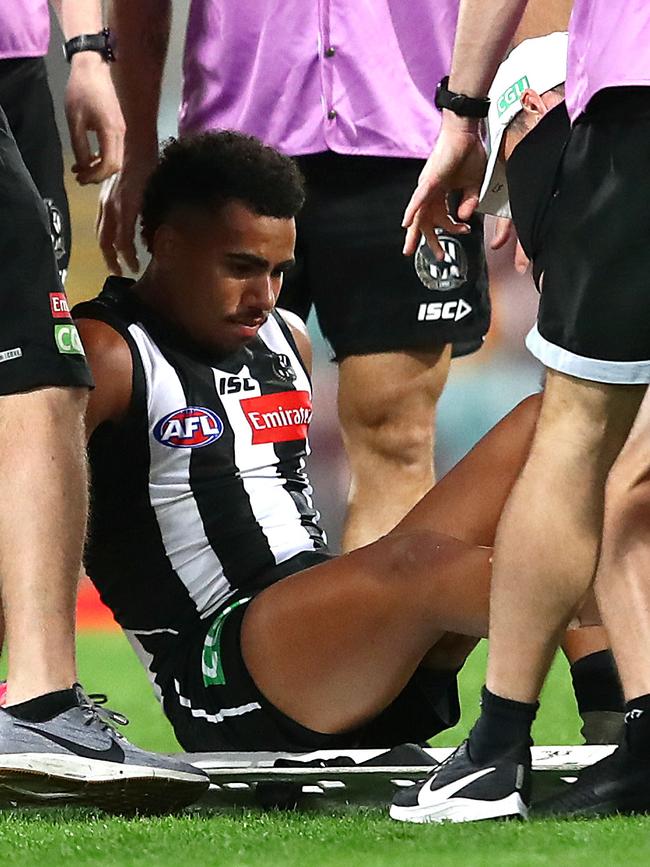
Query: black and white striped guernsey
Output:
[[76, 277, 328, 677]]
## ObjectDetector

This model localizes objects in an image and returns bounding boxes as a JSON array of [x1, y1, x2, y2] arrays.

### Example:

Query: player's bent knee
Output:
[[605, 467, 650, 540], [376, 529, 482, 588]]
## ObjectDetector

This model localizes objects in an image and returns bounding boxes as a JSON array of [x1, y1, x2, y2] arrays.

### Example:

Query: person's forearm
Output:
[[449, 0, 529, 98], [108, 0, 171, 163], [50, 0, 102, 40], [514, 0, 572, 45]]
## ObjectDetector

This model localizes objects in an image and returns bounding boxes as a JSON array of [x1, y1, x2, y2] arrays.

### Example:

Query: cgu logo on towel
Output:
[[497, 75, 530, 116], [241, 391, 312, 445], [154, 407, 224, 448]]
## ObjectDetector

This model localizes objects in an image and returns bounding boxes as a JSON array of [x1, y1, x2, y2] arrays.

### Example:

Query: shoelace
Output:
[[79, 691, 130, 734]]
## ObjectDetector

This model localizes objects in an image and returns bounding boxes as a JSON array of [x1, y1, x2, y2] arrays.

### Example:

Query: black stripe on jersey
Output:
[[155, 344, 278, 591], [254, 332, 325, 547], [84, 311, 202, 635]]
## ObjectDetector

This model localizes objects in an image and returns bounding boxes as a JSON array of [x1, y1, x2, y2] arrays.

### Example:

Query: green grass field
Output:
[[1, 632, 647, 866]]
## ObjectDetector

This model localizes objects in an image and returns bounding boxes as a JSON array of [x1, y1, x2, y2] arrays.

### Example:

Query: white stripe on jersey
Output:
[[214, 358, 315, 565], [129, 324, 233, 618]]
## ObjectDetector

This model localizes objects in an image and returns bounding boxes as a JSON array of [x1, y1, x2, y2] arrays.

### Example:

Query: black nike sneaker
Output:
[[389, 741, 530, 824], [533, 741, 650, 818], [0, 684, 209, 813]]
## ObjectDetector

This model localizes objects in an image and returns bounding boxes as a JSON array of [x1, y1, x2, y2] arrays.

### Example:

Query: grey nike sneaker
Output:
[[0, 685, 209, 813]]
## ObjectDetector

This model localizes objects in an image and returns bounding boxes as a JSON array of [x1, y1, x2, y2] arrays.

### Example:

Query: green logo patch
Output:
[[497, 75, 530, 116], [54, 323, 85, 356], [202, 597, 251, 687]]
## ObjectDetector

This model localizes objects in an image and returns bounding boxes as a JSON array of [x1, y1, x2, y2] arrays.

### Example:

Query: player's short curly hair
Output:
[[140, 131, 306, 250]]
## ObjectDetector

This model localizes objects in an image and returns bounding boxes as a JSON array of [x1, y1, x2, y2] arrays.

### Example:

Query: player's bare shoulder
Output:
[[75, 318, 133, 434], [276, 307, 312, 375]]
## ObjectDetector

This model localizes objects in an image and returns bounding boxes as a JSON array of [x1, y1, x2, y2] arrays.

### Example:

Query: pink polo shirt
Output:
[[180, 0, 459, 158], [0, 1, 50, 60], [566, 0, 650, 121]]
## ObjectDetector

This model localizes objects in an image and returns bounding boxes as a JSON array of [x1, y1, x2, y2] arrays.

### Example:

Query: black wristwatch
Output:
[[435, 76, 490, 119], [63, 27, 115, 63]]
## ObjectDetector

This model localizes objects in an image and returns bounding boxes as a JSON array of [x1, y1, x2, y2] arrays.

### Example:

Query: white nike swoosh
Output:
[[419, 766, 496, 805]]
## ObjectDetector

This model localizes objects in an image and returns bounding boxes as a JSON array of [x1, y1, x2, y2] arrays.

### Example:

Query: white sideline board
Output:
[[184, 746, 616, 810]]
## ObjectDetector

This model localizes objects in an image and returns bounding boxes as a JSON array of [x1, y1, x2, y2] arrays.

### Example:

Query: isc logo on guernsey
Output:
[[154, 407, 224, 448]]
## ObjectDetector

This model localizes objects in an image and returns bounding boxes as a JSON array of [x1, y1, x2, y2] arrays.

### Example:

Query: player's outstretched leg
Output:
[[241, 398, 539, 738], [0, 685, 209, 813]]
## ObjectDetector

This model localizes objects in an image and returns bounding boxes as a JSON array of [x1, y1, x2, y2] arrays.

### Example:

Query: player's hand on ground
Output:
[[96, 160, 154, 275], [491, 217, 530, 274], [402, 115, 486, 258], [65, 53, 125, 186]]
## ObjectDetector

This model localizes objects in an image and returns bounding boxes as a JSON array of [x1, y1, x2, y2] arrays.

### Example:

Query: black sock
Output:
[[570, 650, 624, 714], [467, 686, 538, 764], [624, 694, 650, 758], [4, 687, 78, 723]]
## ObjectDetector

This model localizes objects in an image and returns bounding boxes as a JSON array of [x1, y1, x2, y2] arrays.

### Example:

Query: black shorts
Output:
[[158, 554, 461, 752], [0, 107, 92, 395], [515, 88, 650, 384], [0, 58, 70, 280], [279, 152, 490, 361]]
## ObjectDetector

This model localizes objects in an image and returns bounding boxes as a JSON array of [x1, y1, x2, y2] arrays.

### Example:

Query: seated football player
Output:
[[75, 130, 621, 753]]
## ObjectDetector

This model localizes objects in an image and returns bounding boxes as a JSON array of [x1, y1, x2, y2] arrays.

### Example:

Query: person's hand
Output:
[[491, 217, 530, 274], [402, 114, 486, 258], [65, 53, 125, 185], [96, 159, 155, 274]]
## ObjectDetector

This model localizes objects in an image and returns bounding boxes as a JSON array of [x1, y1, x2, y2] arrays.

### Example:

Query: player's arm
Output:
[[96, 0, 171, 275], [514, 0, 572, 44], [75, 318, 133, 438], [277, 308, 313, 377], [50, 0, 125, 185], [403, 0, 529, 257]]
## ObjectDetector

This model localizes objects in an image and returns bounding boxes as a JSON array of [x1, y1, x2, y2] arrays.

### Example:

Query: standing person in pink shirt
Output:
[[390, 0, 650, 823], [97, 0, 492, 554]]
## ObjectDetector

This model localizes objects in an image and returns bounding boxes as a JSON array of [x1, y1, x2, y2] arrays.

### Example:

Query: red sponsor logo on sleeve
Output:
[[50, 292, 71, 319], [241, 390, 312, 444]]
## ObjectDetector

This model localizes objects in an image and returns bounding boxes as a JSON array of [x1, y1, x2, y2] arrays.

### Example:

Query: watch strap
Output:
[[63, 28, 115, 63], [435, 76, 490, 119]]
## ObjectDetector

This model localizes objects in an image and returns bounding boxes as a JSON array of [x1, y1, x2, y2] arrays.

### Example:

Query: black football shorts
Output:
[[158, 551, 460, 752], [510, 88, 650, 384], [280, 152, 491, 361], [0, 106, 92, 395], [0, 58, 70, 281]]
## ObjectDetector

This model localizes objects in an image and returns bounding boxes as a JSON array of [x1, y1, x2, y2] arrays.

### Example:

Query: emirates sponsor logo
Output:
[[241, 390, 312, 444]]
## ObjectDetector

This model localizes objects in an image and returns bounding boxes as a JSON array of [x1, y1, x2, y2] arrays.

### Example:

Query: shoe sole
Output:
[[390, 791, 528, 824], [0, 753, 208, 814]]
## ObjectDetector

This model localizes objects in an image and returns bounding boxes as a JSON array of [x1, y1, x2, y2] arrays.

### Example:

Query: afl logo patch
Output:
[[154, 407, 224, 449]]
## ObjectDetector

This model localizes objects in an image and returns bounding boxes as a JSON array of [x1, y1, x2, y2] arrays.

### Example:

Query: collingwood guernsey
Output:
[[75, 277, 328, 679]]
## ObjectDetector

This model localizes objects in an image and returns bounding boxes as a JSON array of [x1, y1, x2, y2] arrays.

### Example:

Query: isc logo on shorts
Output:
[[241, 391, 312, 445], [417, 299, 473, 322], [154, 407, 224, 448]]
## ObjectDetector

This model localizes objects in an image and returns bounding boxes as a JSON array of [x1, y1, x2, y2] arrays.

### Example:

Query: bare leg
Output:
[[485, 372, 643, 704], [0, 387, 88, 705], [242, 395, 540, 733], [595, 386, 650, 700], [338, 347, 451, 551]]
